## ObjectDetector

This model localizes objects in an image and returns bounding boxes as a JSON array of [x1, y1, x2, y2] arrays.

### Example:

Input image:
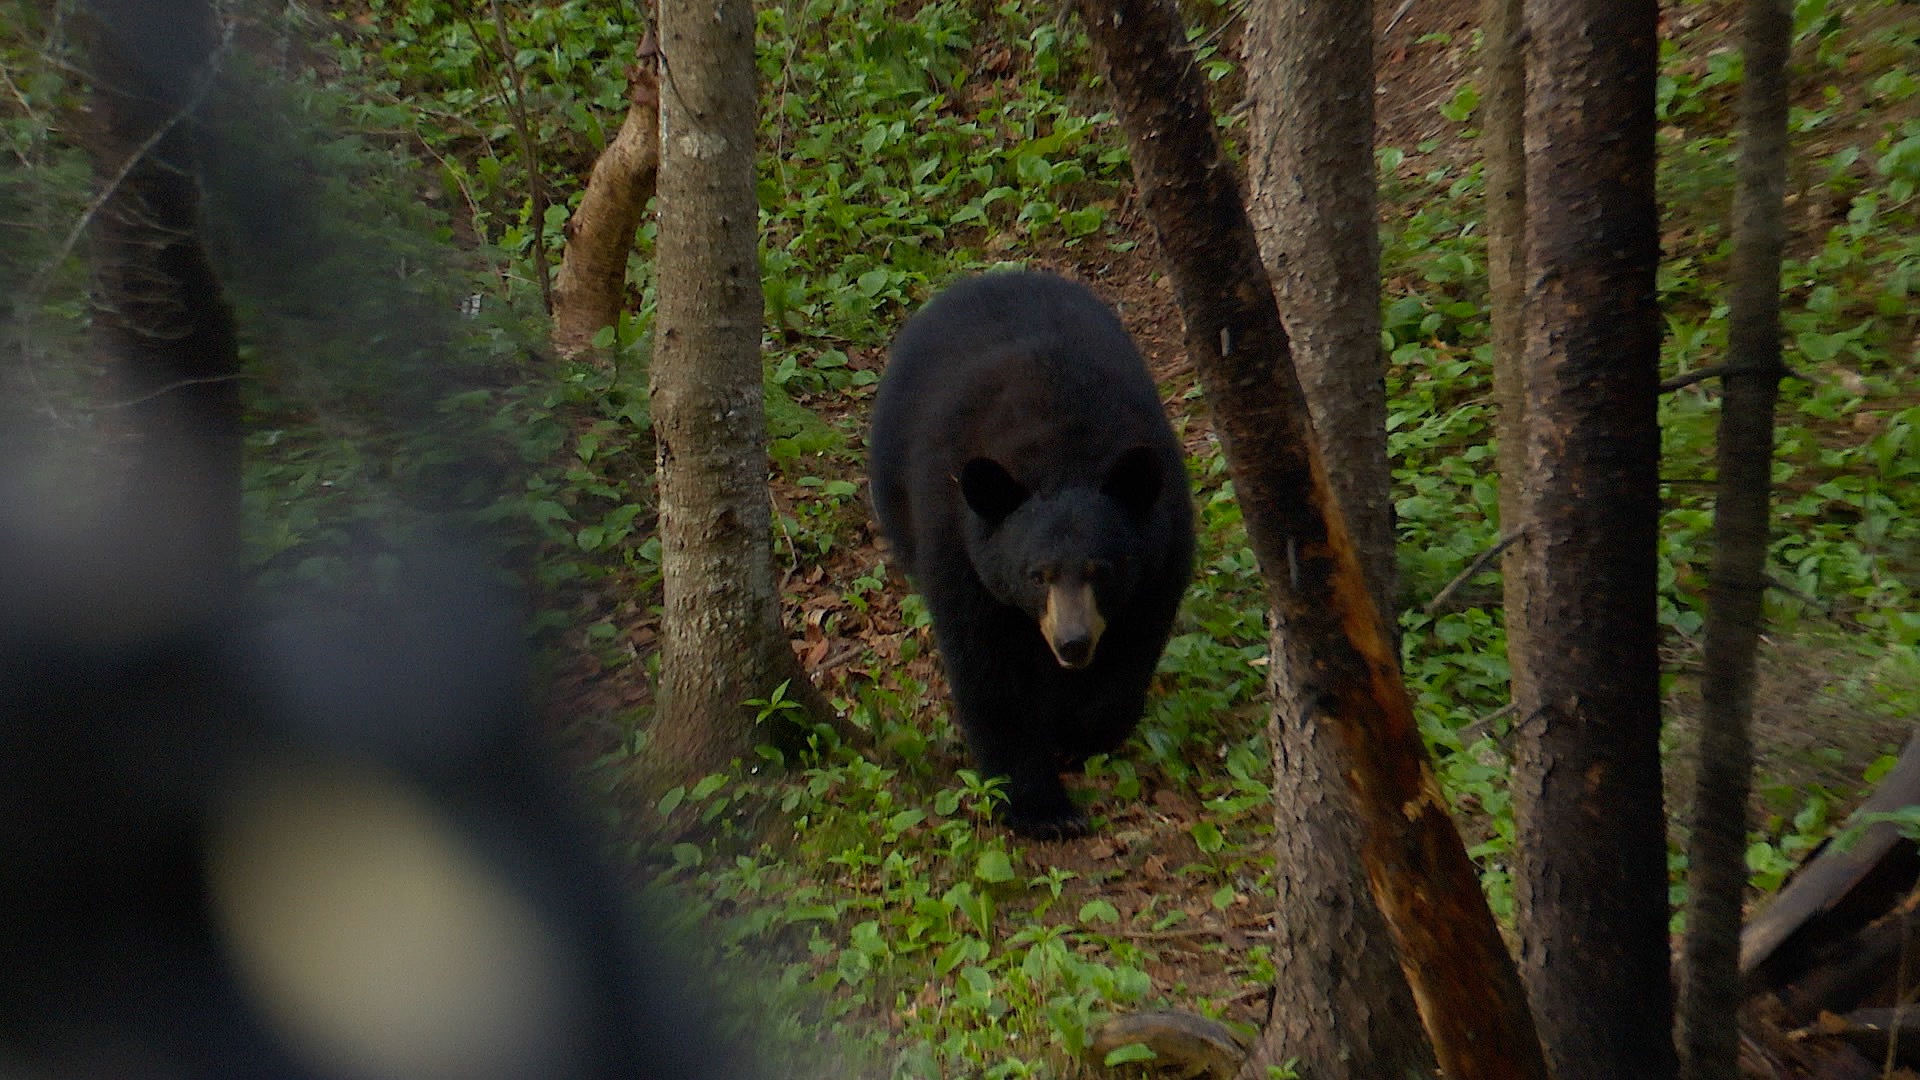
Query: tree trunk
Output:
[[1677, 3, 1792, 1076], [1244, 0, 1395, 623], [1244, 666, 1439, 1080], [83, 0, 242, 621], [1072, 1, 1550, 1076], [1480, 0, 1529, 701], [1510, 4, 1675, 1079], [1239, 3, 1433, 1077], [551, 37, 661, 362], [649, 3, 817, 779]]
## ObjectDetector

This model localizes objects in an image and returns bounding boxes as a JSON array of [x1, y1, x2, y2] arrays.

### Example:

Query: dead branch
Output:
[[1424, 529, 1523, 615]]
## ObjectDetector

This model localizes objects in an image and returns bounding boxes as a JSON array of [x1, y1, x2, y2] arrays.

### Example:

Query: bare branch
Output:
[[1661, 361, 1810, 393], [483, 0, 552, 314], [22, 12, 234, 316], [1764, 574, 1831, 615], [0, 63, 42, 168], [1424, 529, 1524, 615], [1384, 0, 1419, 37], [101, 372, 246, 410], [1457, 699, 1519, 744]]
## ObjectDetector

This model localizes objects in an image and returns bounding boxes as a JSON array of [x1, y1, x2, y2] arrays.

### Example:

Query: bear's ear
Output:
[[1101, 446, 1164, 520], [960, 458, 1029, 527]]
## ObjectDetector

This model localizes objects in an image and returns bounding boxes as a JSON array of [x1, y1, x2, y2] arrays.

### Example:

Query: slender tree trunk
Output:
[[1072, 1, 1550, 1076], [1480, 0, 1529, 697], [1511, 4, 1675, 1079], [649, 3, 817, 778], [1239, 4, 1432, 1077], [1678, 2, 1792, 1077], [84, 0, 241, 620], [486, 0, 551, 315], [551, 37, 661, 362]]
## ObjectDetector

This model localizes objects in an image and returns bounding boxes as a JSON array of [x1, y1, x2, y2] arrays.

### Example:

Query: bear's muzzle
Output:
[[1041, 583, 1106, 670]]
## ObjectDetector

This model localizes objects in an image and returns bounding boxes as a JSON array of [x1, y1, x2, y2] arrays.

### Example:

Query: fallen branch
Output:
[[1088, 1011, 1249, 1079], [1798, 1006, 1920, 1069], [1743, 731, 1920, 1024]]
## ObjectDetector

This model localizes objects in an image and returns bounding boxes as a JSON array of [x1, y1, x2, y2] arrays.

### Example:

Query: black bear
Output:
[[868, 271, 1194, 838]]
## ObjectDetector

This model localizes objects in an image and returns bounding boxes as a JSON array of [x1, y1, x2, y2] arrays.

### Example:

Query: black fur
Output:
[[868, 272, 1194, 837]]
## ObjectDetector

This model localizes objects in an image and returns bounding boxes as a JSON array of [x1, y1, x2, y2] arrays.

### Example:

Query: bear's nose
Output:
[[1054, 636, 1093, 669]]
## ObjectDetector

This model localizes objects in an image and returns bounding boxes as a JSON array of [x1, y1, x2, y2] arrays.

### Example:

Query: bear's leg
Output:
[[1063, 616, 1169, 764], [1066, 678, 1152, 766], [936, 639, 1087, 839], [989, 745, 1087, 841], [957, 692, 1087, 839]]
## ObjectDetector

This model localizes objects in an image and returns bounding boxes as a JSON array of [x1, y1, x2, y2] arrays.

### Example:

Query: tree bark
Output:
[[1510, 4, 1675, 1079], [1480, 0, 1529, 702], [551, 38, 661, 362], [1677, 4, 1792, 1078], [1244, 0, 1395, 623], [649, 3, 818, 779], [1072, 1, 1550, 1077], [83, 0, 242, 623], [1239, 4, 1433, 1077], [1244, 669, 1439, 1080]]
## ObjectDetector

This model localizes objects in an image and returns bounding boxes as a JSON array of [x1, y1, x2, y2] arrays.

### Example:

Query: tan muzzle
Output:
[[1040, 583, 1106, 669]]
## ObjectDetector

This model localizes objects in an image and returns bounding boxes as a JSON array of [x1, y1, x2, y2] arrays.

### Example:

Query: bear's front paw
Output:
[[1001, 799, 1090, 841]]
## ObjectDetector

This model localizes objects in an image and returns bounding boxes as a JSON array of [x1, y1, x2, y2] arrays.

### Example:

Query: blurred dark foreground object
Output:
[[0, 534, 743, 1080], [2, 1, 750, 1072]]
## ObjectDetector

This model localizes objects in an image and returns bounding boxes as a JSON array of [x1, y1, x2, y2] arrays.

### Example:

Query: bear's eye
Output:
[[1029, 568, 1049, 586], [1086, 561, 1111, 582]]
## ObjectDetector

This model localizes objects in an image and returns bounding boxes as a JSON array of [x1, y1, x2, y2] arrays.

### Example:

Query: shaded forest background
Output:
[[2, 0, 1917, 1075]]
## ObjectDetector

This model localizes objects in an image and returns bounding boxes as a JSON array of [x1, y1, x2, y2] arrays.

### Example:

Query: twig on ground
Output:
[[1384, 0, 1418, 37]]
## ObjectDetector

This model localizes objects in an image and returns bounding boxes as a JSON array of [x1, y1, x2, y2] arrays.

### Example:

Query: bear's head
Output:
[[958, 447, 1165, 670]]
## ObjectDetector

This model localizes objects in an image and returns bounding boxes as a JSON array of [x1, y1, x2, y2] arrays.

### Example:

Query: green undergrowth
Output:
[[324, 0, 1133, 394], [630, 737, 1265, 1076], [268, 1, 1920, 1068], [1373, 0, 1920, 916], [613, 453, 1277, 1076]]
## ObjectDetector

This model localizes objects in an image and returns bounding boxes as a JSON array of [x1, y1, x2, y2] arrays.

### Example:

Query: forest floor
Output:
[[535, 0, 1917, 1074], [548, 0, 1495, 1042]]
